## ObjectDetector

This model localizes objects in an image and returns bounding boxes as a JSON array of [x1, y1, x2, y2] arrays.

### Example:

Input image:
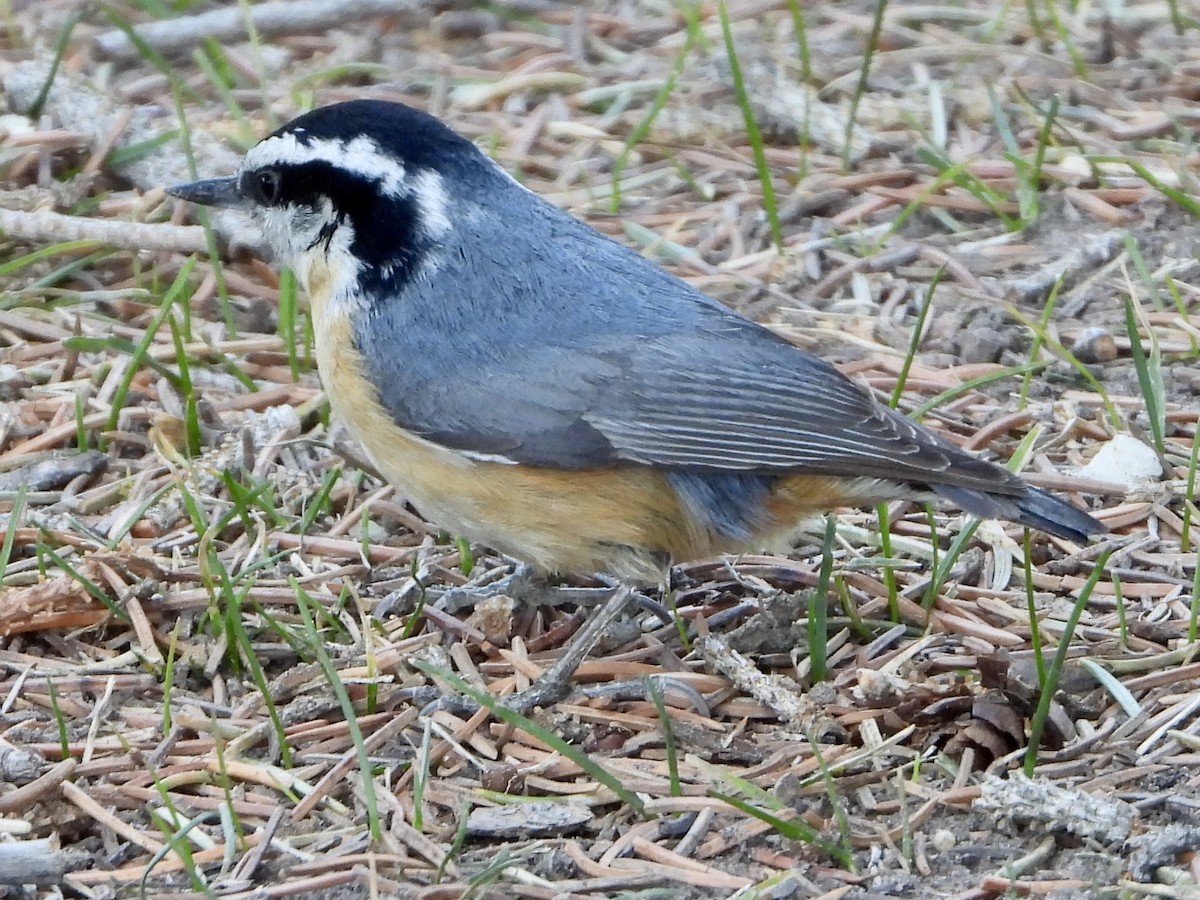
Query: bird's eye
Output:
[[253, 168, 282, 205]]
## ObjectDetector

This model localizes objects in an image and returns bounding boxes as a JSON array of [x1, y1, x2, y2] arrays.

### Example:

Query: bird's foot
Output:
[[434, 562, 672, 624], [423, 584, 640, 716]]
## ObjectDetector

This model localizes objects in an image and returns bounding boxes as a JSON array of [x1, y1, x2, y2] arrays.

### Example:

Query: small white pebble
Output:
[[932, 829, 957, 852], [1058, 153, 1093, 182], [1078, 433, 1162, 489]]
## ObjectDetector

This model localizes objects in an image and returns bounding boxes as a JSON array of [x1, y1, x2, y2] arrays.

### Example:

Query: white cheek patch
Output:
[[253, 206, 300, 264], [254, 199, 336, 266], [244, 132, 408, 197]]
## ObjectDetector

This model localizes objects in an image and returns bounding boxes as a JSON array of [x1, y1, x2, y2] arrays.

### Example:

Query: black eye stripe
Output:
[[242, 160, 411, 211]]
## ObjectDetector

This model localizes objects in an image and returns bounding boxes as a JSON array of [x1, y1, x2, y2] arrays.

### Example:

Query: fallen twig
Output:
[[0, 839, 77, 886], [91, 0, 552, 59], [0, 206, 207, 253]]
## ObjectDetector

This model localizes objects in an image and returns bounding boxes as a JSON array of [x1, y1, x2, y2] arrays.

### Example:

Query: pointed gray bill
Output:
[[166, 177, 246, 209]]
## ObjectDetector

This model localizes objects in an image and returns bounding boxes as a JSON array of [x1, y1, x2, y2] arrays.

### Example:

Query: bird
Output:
[[168, 99, 1103, 708]]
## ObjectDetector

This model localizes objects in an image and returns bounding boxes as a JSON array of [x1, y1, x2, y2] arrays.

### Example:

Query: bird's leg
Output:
[[418, 559, 673, 715], [435, 562, 613, 612], [434, 562, 542, 612], [419, 583, 640, 716], [435, 561, 671, 623], [502, 583, 635, 712]]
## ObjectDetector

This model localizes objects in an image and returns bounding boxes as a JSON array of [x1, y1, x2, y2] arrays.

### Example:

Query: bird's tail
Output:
[[934, 483, 1104, 543]]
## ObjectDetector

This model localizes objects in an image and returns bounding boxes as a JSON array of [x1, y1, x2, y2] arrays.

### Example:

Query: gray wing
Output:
[[356, 305, 1017, 496], [585, 335, 1016, 491]]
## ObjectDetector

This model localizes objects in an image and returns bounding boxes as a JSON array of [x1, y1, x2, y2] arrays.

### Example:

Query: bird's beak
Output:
[[166, 176, 247, 209]]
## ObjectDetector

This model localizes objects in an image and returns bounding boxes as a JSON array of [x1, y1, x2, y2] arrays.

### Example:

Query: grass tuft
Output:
[[1123, 294, 1166, 456]]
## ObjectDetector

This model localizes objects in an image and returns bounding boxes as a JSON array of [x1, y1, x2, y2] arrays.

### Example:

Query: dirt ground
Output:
[[2, 1, 1200, 898]]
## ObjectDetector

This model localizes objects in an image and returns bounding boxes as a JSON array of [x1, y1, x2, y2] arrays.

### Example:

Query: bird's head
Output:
[[168, 100, 489, 296]]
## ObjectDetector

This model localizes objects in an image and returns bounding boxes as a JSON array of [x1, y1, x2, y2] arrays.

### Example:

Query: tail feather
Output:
[[934, 483, 1104, 542]]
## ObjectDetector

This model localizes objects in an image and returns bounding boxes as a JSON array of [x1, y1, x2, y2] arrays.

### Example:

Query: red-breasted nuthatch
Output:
[[168, 100, 1103, 705]]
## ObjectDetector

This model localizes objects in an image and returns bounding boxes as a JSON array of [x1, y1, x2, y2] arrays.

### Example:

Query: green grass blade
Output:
[[0, 242, 103, 280], [1023, 545, 1113, 776], [1095, 155, 1200, 218], [1007, 304, 1121, 429], [278, 267, 301, 380], [1191, 555, 1200, 646], [608, 2, 700, 211], [168, 317, 203, 457], [42, 546, 129, 622], [843, 0, 887, 172], [808, 735, 855, 868], [46, 681, 70, 760], [786, 0, 813, 176], [713, 792, 851, 867], [1041, 0, 1088, 77], [0, 483, 28, 584], [717, 0, 781, 248], [212, 552, 292, 767], [890, 267, 943, 408], [1123, 296, 1165, 455], [412, 718, 432, 831], [25, 7, 86, 119], [876, 504, 899, 622], [644, 676, 681, 797], [1023, 529, 1045, 686], [1019, 276, 1063, 408], [807, 515, 837, 683], [412, 659, 648, 817], [912, 361, 1051, 422], [293, 579, 381, 839], [1183, 419, 1200, 553], [106, 258, 196, 434]]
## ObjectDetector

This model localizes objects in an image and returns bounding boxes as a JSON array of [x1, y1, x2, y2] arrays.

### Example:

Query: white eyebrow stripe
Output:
[[243, 132, 409, 196]]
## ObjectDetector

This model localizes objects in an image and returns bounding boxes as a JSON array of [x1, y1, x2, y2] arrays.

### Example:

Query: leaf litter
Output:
[[0, 2, 1199, 897]]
